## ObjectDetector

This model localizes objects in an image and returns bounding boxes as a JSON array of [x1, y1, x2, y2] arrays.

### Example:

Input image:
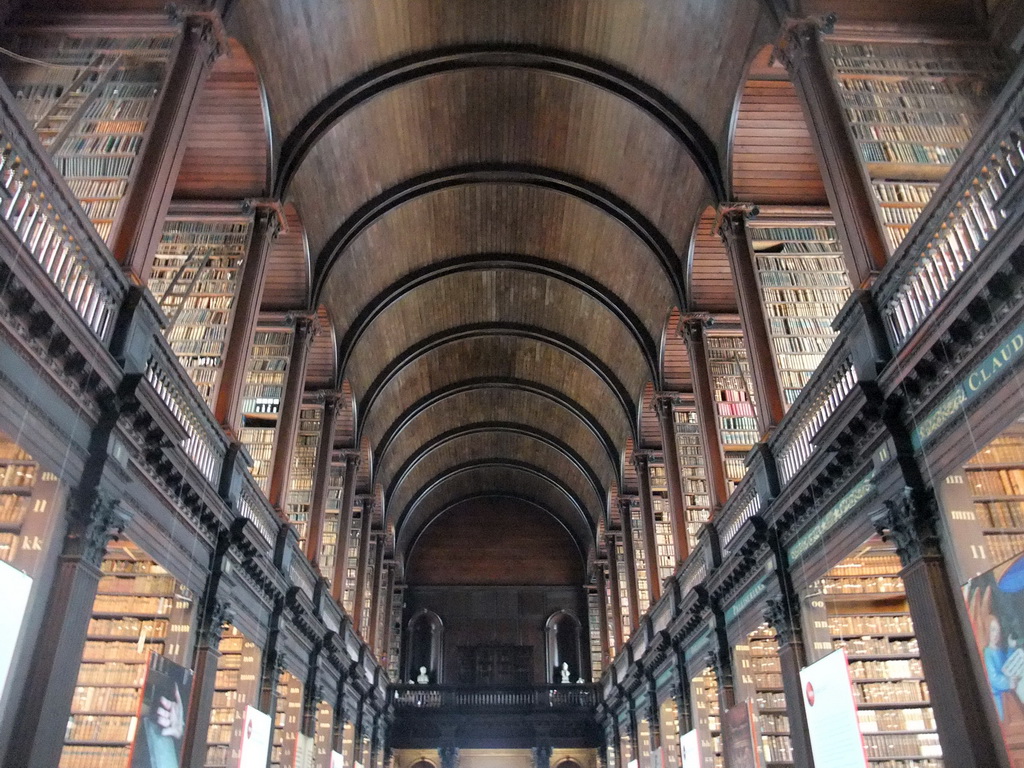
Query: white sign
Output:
[[331, 751, 345, 768], [0, 560, 31, 701], [680, 729, 702, 768], [800, 649, 868, 768], [294, 734, 315, 768], [237, 706, 272, 768]]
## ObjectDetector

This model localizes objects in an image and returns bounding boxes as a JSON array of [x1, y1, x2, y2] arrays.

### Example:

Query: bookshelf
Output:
[[239, 327, 294, 494], [360, 532, 379, 634], [705, 333, 758, 492], [0, 433, 60, 578], [659, 698, 682, 768], [204, 625, 261, 768], [674, 408, 713, 550], [961, 430, 1024, 567], [629, 504, 651, 608], [319, 462, 346, 583], [747, 218, 853, 407], [615, 536, 631, 643], [314, 700, 333, 768], [587, 587, 603, 679], [147, 217, 253, 409], [810, 547, 942, 767], [4, 32, 173, 243], [651, 495, 677, 582], [691, 667, 724, 768], [341, 510, 361, 615], [270, 670, 303, 768], [61, 541, 193, 768], [824, 39, 1001, 255], [741, 625, 793, 767], [284, 405, 323, 547]]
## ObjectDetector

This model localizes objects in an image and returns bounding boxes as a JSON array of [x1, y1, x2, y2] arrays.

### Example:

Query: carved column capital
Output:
[[678, 313, 713, 341], [875, 486, 942, 566], [633, 451, 653, 473], [716, 203, 759, 243], [67, 489, 131, 568], [774, 14, 836, 72], [763, 596, 801, 647], [169, 7, 229, 64], [652, 392, 684, 418], [198, 597, 234, 647], [618, 496, 636, 518]]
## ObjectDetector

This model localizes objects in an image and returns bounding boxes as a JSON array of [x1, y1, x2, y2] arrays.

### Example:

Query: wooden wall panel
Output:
[[406, 497, 585, 586], [688, 208, 737, 313], [305, 305, 336, 390], [261, 204, 309, 311], [662, 307, 692, 392]]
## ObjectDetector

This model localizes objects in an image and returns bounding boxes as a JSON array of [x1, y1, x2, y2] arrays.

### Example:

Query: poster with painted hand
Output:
[[129, 653, 193, 768]]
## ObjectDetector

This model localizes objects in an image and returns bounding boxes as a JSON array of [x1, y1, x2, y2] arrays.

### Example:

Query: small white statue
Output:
[[576, 677, 585, 685], [560, 662, 571, 684], [417, 666, 429, 684]]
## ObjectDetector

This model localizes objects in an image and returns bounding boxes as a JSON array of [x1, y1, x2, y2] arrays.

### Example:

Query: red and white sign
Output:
[[800, 649, 869, 768], [237, 706, 272, 768]]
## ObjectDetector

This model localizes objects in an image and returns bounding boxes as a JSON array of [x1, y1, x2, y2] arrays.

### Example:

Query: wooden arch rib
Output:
[[333, 253, 659, 388], [357, 324, 637, 444], [385, 422, 607, 513], [396, 459, 595, 550], [275, 44, 726, 203], [311, 164, 685, 308], [376, 379, 619, 475]]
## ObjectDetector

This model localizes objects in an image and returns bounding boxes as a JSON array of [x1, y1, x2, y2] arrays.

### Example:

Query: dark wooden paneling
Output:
[[174, 39, 269, 200], [731, 47, 827, 206], [406, 498, 584, 585], [359, 335, 634, 461], [374, 387, 617, 499], [621, 437, 637, 493], [305, 305, 335, 390], [345, 270, 650, 410], [799, 0, 982, 25], [688, 208, 737, 313], [662, 307, 692, 391], [261, 204, 309, 312], [639, 383, 661, 449]]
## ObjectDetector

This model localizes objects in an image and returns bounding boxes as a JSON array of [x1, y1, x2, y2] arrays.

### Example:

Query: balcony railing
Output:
[[392, 685, 599, 711]]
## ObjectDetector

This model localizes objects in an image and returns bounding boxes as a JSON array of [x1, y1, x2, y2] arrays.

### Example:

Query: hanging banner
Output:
[[722, 700, 761, 768], [237, 706, 272, 768], [680, 729, 702, 768], [294, 734, 315, 768], [129, 653, 194, 768], [800, 649, 868, 768], [331, 751, 346, 768]]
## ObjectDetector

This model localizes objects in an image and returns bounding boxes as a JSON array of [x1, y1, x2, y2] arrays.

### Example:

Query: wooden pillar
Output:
[[775, 18, 887, 288], [114, 15, 223, 281], [353, 498, 374, 633], [764, 529, 816, 768], [718, 205, 786, 433], [594, 565, 611, 666], [645, 675, 662, 754], [380, 566, 397, 661], [269, 315, 318, 514], [709, 608, 735, 713], [180, 534, 231, 768], [367, 535, 386, 651], [305, 391, 341, 564], [618, 498, 641, 627], [215, 205, 282, 433], [876, 489, 1010, 768], [652, 394, 690, 565], [633, 452, 662, 602], [671, 644, 695, 734], [604, 542, 624, 651], [332, 450, 361, 603], [4, 492, 128, 768], [680, 317, 729, 510]]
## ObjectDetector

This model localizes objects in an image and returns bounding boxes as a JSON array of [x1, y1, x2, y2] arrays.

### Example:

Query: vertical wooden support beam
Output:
[[775, 17, 888, 288], [114, 15, 223, 281], [305, 391, 341, 565], [215, 205, 282, 433], [594, 565, 611, 667], [367, 536, 386, 651], [333, 451, 361, 603], [653, 394, 690, 565], [269, 315, 318, 514], [618, 498, 642, 627], [680, 317, 729, 511], [380, 565, 397, 661], [718, 205, 786, 433], [633, 452, 662, 602]]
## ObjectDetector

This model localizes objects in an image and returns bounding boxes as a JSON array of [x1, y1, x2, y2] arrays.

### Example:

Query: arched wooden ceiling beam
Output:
[[385, 422, 607, 514], [376, 378, 619, 474], [311, 164, 686, 309], [274, 44, 726, 203], [396, 459, 596, 545], [402, 492, 588, 566], [334, 253, 659, 388], [357, 323, 637, 445]]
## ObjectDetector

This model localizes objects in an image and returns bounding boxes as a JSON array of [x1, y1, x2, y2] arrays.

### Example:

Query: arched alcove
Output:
[[405, 609, 444, 684], [546, 610, 584, 683]]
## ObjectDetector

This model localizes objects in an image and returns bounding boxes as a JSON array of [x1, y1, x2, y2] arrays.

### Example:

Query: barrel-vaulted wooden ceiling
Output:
[[26, 0, 983, 569], [213, 0, 778, 564]]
